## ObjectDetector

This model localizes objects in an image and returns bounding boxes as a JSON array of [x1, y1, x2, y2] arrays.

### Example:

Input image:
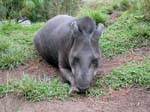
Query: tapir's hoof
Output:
[[69, 86, 79, 94]]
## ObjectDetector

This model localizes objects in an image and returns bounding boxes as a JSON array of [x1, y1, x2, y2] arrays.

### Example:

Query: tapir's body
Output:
[[34, 15, 75, 67], [34, 15, 104, 93]]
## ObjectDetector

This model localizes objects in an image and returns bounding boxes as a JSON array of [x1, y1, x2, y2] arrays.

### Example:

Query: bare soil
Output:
[[0, 58, 59, 83], [98, 47, 150, 74], [0, 47, 150, 112], [0, 87, 150, 112]]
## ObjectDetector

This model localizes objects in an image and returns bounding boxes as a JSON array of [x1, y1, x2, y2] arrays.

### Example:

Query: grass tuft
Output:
[[100, 12, 150, 57], [100, 57, 150, 89], [0, 21, 43, 69], [78, 8, 108, 24], [0, 75, 70, 101]]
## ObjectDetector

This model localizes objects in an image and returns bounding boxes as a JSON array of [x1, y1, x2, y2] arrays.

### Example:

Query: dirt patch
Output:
[[98, 47, 150, 74], [0, 87, 150, 112], [0, 57, 59, 83], [106, 10, 122, 25], [0, 47, 150, 83]]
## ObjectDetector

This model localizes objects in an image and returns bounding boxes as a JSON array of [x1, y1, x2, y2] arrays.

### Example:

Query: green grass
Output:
[[0, 75, 70, 102], [0, 57, 149, 100], [78, 8, 108, 25], [88, 56, 150, 96], [78, 0, 150, 58], [78, 0, 132, 24], [0, 21, 43, 69], [102, 58, 150, 89], [100, 11, 150, 57]]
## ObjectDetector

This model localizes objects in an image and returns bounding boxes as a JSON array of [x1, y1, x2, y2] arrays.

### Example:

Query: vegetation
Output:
[[100, 0, 150, 57], [78, 9, 108, 25], [78, 0, 131, 25], [0, 75, 69, 101], [89, 56, 150, 96], [0, 21, 43, 69], [0, 0, 81, 22], [101, 12, 150, 57], [103, 60, 150, 89]]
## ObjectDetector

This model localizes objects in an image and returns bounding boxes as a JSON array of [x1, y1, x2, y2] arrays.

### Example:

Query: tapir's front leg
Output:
[[59, 53, 79, 93], [59, 67, 79, 93]]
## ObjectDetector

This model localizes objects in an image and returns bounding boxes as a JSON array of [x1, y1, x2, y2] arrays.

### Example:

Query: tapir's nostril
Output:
[[80, 89, 87, 93], [78, 87, 89, 93]]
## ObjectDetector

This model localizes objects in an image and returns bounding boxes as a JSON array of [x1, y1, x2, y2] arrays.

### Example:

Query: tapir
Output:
[[34, 15, 104, 93]]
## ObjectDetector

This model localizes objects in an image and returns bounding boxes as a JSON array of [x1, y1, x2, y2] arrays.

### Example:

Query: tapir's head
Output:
[[69, 17, 104, 92]]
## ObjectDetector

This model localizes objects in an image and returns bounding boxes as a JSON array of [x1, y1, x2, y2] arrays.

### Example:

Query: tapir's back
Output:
[[37, 15, 74, 35], [34, 15, 75, 67]]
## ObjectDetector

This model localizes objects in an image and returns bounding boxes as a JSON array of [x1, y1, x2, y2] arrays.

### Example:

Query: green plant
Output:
[[0, 0, 24, 20], [119, 0, 130, 11], [0, 38, 10, 52], [100, 6, 113, 14], [88, 87, 105, 97], [0, 0, 81, 22], [0, 22, 43, 69], [112, 4, 119, 10], [100, 11, 150, 57], [0, 75, 70, 101], [78, 9, 108, 24], [133, 0, 150, 21], [102, 59, 150, 89]]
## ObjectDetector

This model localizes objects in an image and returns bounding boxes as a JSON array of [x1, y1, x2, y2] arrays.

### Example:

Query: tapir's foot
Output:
[[69, 86, 79, 94]]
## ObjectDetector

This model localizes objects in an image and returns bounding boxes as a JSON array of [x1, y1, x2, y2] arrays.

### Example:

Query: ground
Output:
[[0, 47, 150, 112], [1, 87, 150, 112]]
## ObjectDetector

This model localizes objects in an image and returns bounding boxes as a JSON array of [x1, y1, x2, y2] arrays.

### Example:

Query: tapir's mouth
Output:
[[76, 85, 90, 93], [78, 88, 88, 93]]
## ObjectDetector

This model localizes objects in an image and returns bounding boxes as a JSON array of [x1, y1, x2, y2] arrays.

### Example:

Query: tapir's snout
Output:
[[78, 87, 89, 93], [75, 78, 90, 93]]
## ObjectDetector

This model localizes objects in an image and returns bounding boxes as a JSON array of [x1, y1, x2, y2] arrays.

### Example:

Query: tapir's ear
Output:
[[70, 21, 80, 37], [93, 23, 104, 40]]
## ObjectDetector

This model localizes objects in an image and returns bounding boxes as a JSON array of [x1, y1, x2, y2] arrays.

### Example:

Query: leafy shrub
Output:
[[112, 4, 120, 10], [100, 7, 113, 14], [119, 0, 130, 11], [0, 0, 81, 22], [78, 9, 108, 24]]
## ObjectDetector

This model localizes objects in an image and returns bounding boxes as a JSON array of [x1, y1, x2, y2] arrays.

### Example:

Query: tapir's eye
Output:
[[72, 57, 80, 65], [91, 59, 98, 67]]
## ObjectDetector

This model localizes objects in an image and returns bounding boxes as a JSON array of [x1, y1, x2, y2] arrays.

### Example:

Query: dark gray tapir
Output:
[[34, 15, 104, 93]]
